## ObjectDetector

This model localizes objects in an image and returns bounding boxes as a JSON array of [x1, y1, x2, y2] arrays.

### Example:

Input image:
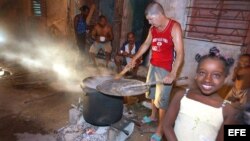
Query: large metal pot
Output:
[[80, 76, 123, 126]]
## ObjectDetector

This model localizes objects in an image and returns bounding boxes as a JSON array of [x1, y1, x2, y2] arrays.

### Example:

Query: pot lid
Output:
[[81, 76, 114, 89], [96, 79, 149, 96]]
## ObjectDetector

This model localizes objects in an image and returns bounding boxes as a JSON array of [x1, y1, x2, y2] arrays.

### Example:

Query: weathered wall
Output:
[[246, 29, 250, 54], [178, 39, 241, 86], [155, 0, 188, 29], [120, 0, 133, 47], [0, 0, 68, 38], [46, 0, 67, 35], [0, 0, 29, 38]]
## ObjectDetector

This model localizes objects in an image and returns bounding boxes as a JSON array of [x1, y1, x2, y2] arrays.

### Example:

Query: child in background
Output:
[[163, 47, 239, 141], [225, 54, 250, 107]]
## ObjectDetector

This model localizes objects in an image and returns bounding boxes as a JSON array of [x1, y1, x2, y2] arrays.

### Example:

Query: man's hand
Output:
[[163, 73, 176, 84], [126, 59, 137, 70], [123, 51, 129, 57]]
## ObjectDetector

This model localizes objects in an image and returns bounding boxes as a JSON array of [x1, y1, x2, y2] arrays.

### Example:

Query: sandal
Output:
[[150, 133, 162, 141], [141, 116, 157, 124]]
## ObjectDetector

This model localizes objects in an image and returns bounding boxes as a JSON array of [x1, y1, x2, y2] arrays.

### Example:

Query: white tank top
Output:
[[174, 89, 228, 141], [124, 44, 136, 63]]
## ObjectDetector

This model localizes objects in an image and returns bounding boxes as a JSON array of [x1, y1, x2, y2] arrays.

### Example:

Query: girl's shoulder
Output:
[[171, 88, 188, 101], [168, 88, 187, 108], [175, 88, 201, 98], [182, 89, 201, 99]]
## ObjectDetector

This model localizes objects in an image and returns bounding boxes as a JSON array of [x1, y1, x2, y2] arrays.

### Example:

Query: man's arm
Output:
[[216, 105, 240, 141], [107, 26, 114, 41], [131, 28, 152, 63], [117, 42, 126, 55], [164, 22, 184, 83], [86, 4, 96, 25], [91, 25, 98, 41], [73, 15, 79, 33], [132, 42, 143, 62]]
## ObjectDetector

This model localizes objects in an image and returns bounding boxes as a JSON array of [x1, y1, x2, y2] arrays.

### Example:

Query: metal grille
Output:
[[185, 0, 250, 46]]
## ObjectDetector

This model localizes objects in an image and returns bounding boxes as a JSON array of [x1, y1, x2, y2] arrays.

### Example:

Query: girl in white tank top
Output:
[[163, 47, 239, 141]]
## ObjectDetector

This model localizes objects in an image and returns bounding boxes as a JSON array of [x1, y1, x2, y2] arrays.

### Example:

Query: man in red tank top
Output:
[[124, 2, 184, 141]]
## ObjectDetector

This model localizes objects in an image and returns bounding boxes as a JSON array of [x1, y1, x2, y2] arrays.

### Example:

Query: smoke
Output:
[[0, 31, 115, 92]]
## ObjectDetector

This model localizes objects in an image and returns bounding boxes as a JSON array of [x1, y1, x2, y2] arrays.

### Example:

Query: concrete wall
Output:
[[156, 0, 189, 30]]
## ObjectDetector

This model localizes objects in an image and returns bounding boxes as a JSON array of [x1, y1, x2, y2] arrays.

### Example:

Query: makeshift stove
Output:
[[56, 75, 187, 141], [55, 75, 149, 141], [56, 101, 136, 141]]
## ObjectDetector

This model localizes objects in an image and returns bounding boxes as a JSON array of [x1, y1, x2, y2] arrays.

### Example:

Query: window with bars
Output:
[[32, 0, 42, 16], [185, 0, 250, 46]]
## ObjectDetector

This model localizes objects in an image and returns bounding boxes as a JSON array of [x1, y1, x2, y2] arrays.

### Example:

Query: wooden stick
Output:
[[114, 65, 131, 79], [121, 76, 188, 89]]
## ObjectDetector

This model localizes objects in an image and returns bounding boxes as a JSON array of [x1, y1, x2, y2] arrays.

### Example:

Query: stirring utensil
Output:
[[121, 81, 163, 89], [114, 65, 132, 79], [120, 76, 188, 90]]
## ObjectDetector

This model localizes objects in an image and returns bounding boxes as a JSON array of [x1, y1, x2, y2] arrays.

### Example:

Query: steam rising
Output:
[[0, 29, 7, 44], [0, 34, 5, 43], [0, 31, 115, 92]]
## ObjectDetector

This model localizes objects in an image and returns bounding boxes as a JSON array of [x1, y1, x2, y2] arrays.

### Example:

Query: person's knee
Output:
[[104, 45, 111, 52]]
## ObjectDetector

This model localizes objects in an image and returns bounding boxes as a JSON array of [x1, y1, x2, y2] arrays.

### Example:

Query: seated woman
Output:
[[114, 32, 142, 77]]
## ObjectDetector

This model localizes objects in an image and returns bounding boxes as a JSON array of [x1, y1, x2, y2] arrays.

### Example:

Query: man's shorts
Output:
[[89, 41, 112, 54], [145, 64, 173, 109]]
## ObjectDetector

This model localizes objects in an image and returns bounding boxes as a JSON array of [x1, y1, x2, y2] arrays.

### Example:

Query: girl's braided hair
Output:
[[195, 47, 235, 76]]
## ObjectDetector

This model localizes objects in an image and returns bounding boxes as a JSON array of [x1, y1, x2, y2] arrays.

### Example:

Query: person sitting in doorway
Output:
[[89, 15, 113, 67], [114, 32, 142, 77]]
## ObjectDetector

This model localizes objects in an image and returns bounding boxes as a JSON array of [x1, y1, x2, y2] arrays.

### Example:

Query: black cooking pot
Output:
[[80, 76, 123, 126]]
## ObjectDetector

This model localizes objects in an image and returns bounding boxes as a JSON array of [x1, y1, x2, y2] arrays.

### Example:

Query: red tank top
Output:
[[150, 19, 175, 71]]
